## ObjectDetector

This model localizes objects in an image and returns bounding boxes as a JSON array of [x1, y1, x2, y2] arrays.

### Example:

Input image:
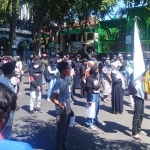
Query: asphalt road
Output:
[[10, 76, 150, 150]]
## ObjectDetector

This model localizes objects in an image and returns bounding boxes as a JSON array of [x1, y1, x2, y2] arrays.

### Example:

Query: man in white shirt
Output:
[[16, 56, 23, 83]]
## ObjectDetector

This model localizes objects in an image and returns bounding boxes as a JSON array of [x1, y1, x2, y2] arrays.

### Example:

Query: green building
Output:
[[58, 6, 150, 54], [98, 6, 150, 53]]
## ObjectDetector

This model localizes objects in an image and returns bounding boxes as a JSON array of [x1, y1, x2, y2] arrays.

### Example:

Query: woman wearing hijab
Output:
[[98, 57, 107, 86], [72, 55, 81, 94], [102, 60, 112, 103], [111, 62, 125, 114], [80, 58, 88, 98], [85, 66, 105, 130]]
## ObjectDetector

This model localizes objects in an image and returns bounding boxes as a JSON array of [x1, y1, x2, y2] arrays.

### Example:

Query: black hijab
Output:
[[89, 65, 98, 78]]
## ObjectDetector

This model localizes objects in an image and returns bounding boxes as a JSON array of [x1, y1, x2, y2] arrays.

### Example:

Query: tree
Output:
[[6, 0, 19, 54], [25, 0, 118, 54], [0, 0, 19, 54], [24, 0, 78, 54], [63, 0, 118, 49]]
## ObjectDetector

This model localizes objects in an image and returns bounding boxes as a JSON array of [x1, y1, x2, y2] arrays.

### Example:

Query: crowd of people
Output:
[[0, 52, 149, 149]]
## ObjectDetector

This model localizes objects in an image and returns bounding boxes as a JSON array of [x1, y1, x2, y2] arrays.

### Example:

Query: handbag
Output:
[[69, 110, 76, 127], [86, 102, 96, 118]]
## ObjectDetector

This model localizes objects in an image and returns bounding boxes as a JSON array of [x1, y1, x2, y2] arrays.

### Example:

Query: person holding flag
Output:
[[131, 17, 147, 140]]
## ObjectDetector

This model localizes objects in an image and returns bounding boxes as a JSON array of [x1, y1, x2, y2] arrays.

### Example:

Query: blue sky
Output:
[[105, 0, 125, 20]]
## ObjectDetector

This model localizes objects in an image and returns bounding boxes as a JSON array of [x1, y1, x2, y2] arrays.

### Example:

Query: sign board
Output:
[[71, 46, 82, 51], [126, 35, 131, 44], [70, 42, 82, 51]]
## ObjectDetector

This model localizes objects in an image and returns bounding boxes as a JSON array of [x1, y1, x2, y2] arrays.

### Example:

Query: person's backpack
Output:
[[44, 68, 53, 82]]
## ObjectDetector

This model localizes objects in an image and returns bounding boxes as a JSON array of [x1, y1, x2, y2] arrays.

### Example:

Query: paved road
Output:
[[10, 76, 150, 150]]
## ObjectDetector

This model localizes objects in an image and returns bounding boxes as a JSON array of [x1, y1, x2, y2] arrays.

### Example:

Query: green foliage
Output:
[[64, 0, 118, 26], [0, 0, 8, 21], [0, 0, 19, 23]]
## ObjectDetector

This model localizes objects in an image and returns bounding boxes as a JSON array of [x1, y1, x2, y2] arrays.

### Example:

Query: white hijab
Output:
[[111, 62, 125, 89]]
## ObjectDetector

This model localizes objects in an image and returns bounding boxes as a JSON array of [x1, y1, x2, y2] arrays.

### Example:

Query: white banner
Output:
[[133, 20, 145, 85]]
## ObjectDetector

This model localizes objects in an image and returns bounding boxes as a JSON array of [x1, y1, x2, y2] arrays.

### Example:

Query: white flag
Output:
[[133, 20, 145, 85]]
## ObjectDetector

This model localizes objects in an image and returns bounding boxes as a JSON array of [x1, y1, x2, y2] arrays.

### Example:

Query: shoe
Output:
[[132, 134, 142, 141], [36, 107, 42, 113], [15, 106, 20, 111], [103, 99, 108, 103], [30, 110, 34, 115], [95, 121, 106, 126], [88, 125, 96, 131], [139, 131, 147, 136], [47, 98, 51, 102]]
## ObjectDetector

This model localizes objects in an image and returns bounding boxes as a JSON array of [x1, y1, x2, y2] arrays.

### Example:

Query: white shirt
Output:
[[16, 61, 22, 71], [47, 66, 59, 75], [134, 80, 144, 99]]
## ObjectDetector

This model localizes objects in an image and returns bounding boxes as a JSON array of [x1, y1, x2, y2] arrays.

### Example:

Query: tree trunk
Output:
[[7, 0, 17, 55], [32, 16, 46, 55]]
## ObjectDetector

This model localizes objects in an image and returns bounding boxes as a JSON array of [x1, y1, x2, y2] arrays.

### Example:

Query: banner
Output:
[[133, 19, 145, 85]]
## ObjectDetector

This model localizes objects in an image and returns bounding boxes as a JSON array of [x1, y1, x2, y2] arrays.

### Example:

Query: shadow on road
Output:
[[98, 121, 131, 136], [10, 116, 150, 150], [73, 100, 87, 107], [23, 82, 30, 85], [22, 105, 30, 113], [24, 88, 30, 91], [126, 109, 150, 120], [47, 110, 56, 118], [100, 104, 112, 114], [123, 100, 130, 107], [145, 105, 150, 110], [74, 93, 81, 98], [25, 92, 30, 96]]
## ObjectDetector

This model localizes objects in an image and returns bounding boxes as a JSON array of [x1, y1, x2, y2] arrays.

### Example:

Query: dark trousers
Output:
[[132, 96, 144, 135], [56, 113, 71, 150]]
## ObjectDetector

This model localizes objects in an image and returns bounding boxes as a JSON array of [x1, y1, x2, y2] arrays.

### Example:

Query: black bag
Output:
[[44, 69, 53, 82], [128, 81, 137, 95]]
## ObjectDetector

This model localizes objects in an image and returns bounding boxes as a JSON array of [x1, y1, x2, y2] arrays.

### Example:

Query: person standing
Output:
[[40, 54, 48, 85], [29, 58, 43, 114], [85, 65, 105, 130], [80, 58, 88, 98], [46, 58, 59, 102], [40, 54, 48, 71], [16, 56, 23, 83], [131, 76, 147, 140], [72, 55, 81, 94], [126, 60, 135, 108], [111, 62, 125, 114], [101, 60, 112, 103], [50, 61, 71, 150], [98, 57, 106, 86]]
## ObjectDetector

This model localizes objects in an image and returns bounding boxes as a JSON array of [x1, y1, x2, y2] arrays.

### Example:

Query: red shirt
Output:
[[86, 71, 90, 78]]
